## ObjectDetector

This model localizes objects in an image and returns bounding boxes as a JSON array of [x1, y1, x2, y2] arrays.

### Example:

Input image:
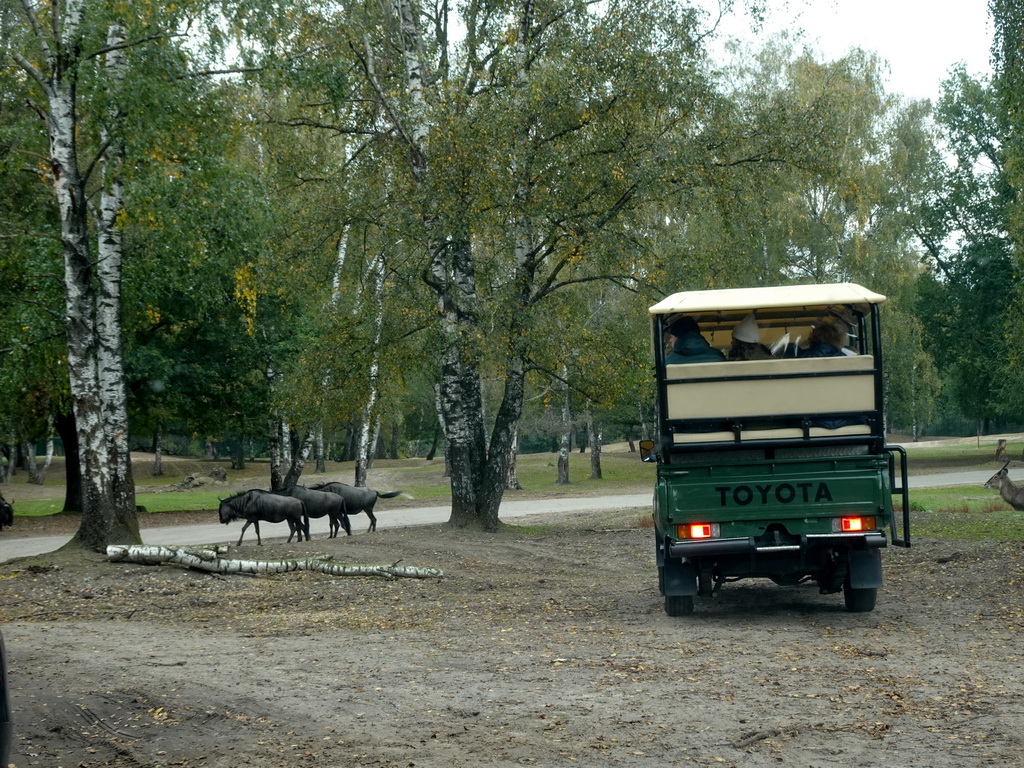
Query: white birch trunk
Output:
[[268, 416, 283, 489], [587, 400, 602, 480], [371, 0, 492, 526], [638, 399, 650, 441], [355, 255, 386, 485], [433, 383, 451, 477], [23, 441, 41, 484], [13, 1, 139, 548], [281, 417, 292, 464], [392, 0, 429, 153], [314, 424, 326, 473], [504, 430, 523, 490], [153, 422, 163, 477], [51, 14, 111, 541], [283, 429, 315, 487], [331, 226, 350, 304], [41, 419, 54, 480], [107, 545, 443, 578], [557, 366, 571, 485], [95, 23, 138, 541]]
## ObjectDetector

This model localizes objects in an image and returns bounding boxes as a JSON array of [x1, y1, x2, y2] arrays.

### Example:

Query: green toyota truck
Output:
[[643, 283, 910, 616]]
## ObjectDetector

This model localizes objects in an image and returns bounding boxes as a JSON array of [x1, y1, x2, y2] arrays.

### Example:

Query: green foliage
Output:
[[991, 0, 1024, 245], [912, 68, 1018, 429], [908, 489, 1024, 541]]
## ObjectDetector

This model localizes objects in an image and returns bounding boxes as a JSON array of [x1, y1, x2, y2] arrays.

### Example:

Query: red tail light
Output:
[[837, 516, 876, 532], [677, 523, 721, 539]]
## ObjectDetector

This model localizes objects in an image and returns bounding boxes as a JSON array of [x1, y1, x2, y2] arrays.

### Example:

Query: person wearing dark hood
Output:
[[665, 316, 726, 364]]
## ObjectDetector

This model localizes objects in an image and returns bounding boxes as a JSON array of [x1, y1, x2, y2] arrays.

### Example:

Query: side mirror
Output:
[[639, 439, 657, 463]]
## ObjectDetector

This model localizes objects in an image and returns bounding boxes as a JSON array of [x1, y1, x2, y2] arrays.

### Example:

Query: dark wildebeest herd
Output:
[[308, 482, 402, 532], [217, 483, 401, 546]]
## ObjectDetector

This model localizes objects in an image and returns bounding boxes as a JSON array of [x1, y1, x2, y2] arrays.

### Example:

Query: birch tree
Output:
[[6, 0, 140, 549], [336, 0, 715, 529]]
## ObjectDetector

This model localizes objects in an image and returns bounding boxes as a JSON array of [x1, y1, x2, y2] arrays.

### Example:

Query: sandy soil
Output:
[[2, 501, 1023, 768]]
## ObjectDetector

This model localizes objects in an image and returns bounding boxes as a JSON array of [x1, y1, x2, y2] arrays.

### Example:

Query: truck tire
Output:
[[665, 594, 694, 616], [843, 579, 877, 612]]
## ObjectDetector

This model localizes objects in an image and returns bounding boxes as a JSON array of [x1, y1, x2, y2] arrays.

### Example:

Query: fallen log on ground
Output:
[[106, 545, 444, 579]]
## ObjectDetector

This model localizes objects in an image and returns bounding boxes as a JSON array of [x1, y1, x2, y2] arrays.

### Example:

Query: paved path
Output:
[[0, 493, 652, 563], [0, 468, 1016, 563]]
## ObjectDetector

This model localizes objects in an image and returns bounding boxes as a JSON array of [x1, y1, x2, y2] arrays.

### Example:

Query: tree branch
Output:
[[351, 35, 422, 160], [176, 65, 265, 80], [261, 117, 376, 137], [107, 545, 445, 579], [15, 0, 52, 65], [12, 52, 50, 94], [86, 31, 176, 60]]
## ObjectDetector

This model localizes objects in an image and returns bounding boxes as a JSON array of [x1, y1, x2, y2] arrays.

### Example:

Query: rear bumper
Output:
[[667, 530, 888, 559]]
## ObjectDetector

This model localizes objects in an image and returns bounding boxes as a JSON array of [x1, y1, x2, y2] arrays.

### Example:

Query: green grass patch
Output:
[[906, 485, 1024, 541], [902, 442, 1023, 472], [499, 451, 654, 494], [14, 492, 224, 517], [135, 493, 224, 513], [908, 485, 1011, 513], [9, 499, 72, 517], [381, 451, 654, 500]]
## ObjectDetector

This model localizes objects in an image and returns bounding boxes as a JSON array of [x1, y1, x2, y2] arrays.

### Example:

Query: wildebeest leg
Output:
[[286, 520, 297, 543], [366, 510, 377, 532], [238, 520, 254, 546], [302, 513, 311, 541]]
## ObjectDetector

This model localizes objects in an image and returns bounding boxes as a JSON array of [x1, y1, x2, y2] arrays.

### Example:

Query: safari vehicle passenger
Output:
[[798, 320, 846, 357], [664, 317, 725, 364], [727, 313, 771, 361], [642, 283, 910, 616]]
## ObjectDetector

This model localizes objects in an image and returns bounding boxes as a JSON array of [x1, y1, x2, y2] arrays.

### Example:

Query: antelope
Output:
[[984, 461, 1024, 510]]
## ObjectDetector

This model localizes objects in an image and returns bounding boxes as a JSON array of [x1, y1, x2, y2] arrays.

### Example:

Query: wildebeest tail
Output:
[[300, 502, 311, 539], [376, 490, 402, 499]]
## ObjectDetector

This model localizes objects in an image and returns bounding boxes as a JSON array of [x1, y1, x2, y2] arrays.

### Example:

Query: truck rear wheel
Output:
[[843, 579, 877, 612], [664, 595, 694, 616]]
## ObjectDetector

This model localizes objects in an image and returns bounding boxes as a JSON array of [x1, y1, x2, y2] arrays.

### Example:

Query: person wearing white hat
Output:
[[728, 313, 772, 360]]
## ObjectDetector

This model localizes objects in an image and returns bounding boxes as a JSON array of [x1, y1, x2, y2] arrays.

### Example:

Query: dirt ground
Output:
[[2, 499, 1024, 768]]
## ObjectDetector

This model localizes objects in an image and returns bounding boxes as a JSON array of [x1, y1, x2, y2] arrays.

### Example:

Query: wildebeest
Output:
[[218, 489, 310, 546], [274, 485, 350, 538], [0, 493, 12, 531], [309, 482, 401, 532]]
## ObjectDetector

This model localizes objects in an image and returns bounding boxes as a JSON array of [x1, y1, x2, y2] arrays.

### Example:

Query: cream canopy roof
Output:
[[649, 283, 886, 316]]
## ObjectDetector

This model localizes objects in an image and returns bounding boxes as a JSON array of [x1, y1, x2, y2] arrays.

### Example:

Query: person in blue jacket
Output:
[[798, 321, 845, 358], [798, 321, 862, 428], [665, 317, 726, 364]]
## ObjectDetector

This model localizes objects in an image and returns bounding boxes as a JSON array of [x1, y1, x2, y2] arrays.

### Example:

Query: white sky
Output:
[[702, 0, 994, 102]]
